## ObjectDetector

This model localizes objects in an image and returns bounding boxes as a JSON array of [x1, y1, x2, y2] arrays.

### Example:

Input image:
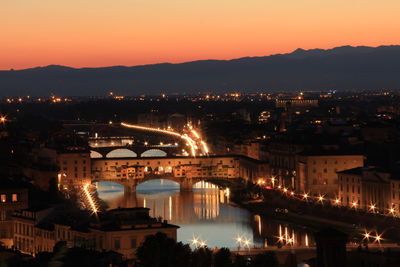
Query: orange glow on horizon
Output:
[[1, 0, 400, 70]]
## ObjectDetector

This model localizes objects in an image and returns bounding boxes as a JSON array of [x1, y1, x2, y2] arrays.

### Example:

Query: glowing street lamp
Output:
[[199, 240, 207, 248], [334, 198, 341, 205], [362, 231, 371, 242], [302, 193, 309, 200], [388, 207, 396, 215], [190, 236, 199, 246], [270, 177, 276, 187], [243, 238, 251, 250], [373, 232, 383, 245], [351, 201, 358, 209], [317, 194, 325, 204], [369, 204, 376, 213]]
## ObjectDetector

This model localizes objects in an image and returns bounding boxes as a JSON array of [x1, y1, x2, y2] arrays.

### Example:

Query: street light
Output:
[[317, 194, 325, 204], [369, 204, 376, 213]]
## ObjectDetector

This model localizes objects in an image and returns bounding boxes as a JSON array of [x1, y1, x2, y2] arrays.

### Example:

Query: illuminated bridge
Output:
[[91, 155, 268, 192]]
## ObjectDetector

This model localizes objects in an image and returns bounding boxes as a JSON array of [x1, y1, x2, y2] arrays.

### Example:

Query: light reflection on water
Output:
[[96, 180, 315, 249]]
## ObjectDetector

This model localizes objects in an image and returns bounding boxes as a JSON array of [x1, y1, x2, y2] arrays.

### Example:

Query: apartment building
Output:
[[297, 152, 364, 197]]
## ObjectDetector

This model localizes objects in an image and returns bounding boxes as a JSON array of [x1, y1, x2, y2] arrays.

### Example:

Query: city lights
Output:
[[82, 183, 98, 214], [121, 122, 211, 157], [0, 116, 6, 123], [369, 204, 376, 213], [388, 207, 396, 215]]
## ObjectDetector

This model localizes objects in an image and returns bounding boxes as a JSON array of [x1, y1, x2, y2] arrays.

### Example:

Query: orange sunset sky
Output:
[[1, 0, 400, 70]]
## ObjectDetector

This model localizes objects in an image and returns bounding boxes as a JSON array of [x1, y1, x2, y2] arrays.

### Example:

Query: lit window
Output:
[[12, 194, 18, 202], [1, 194, 6, 202]]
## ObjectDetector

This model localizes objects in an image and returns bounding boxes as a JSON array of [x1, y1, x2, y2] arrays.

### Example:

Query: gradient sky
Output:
[[1, 0, 400, 70]]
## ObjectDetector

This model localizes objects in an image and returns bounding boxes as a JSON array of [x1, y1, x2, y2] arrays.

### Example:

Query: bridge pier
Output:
[[124, 184, 136, 194], [180, 178, 193, 192]]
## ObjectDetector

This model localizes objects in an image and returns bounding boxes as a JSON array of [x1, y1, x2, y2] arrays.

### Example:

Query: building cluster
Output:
[[12, 206, 177, 259], [1, 90, 400, 261]]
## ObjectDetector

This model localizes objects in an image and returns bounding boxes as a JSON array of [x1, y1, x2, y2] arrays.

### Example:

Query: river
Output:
[[96, 179, 315, 250]]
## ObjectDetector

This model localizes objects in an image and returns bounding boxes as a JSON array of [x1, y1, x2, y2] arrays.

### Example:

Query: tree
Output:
[[250, 252, 278, 267], [136, 232, 191, 267], [213, 248, 232, 267], [192, 247, 212, 267], [232, 254, 248, 267]]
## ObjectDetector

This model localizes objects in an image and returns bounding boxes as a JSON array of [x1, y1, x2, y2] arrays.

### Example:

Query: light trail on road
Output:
[[120, 122, 210, 157]]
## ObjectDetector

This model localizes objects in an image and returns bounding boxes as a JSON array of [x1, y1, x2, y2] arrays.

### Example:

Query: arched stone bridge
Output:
[[92, 175, 239, 193], [90, 145, 181, 158], [91, 155, 268, 192]]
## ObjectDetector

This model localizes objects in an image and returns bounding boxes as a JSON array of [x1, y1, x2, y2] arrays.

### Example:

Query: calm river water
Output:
[[96, 180, 315, 249]]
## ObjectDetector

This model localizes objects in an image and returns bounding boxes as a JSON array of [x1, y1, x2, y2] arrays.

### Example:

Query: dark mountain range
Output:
[[1, 45, 400, 96]]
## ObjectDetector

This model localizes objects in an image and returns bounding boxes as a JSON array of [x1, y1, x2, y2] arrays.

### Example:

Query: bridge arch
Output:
[[90, 150, 103, 158], [106, 148, 137, 158], [136, 178, 180, 191], [141, 149, 167, 157]]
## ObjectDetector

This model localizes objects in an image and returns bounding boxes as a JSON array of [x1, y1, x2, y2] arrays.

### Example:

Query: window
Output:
[[12, 194, 18, 202], [313, 179, 317, 185], [323, 179, 328, 185], [114, 238, 121, 249], [74, 160, 77, 164], [1, 194, 6, 203], [323, 168, 327, 173], [83, 160, 86, 164]]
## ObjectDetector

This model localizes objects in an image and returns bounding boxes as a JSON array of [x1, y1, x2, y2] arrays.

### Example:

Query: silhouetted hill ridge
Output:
[[1, 45, 400, 96]]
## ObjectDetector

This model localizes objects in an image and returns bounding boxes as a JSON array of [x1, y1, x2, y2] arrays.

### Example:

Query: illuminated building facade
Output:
[[12, 207, 178, 259], [57, 149, 92, 188], [0, 182, 28, 248], [338, 167, 400, 213], [297, 153, 364, 197]]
